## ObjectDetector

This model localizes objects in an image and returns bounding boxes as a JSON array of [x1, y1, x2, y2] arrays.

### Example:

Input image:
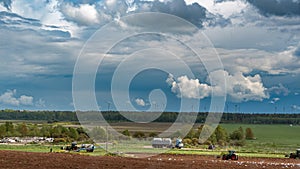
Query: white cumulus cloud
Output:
[[167, 70, 269, 103], [210, 70, 269, 102], [61, 3, 100, 26], [0, 89, 33, 106], [135, 98, 146, 107], [166, 74, 212, 99]]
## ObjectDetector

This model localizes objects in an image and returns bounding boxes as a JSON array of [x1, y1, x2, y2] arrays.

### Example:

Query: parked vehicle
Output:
[[151, 138, 184, 149], [222, 150, 238, 160], [61, 142, 94, 152], [289, 149, 300, 159]]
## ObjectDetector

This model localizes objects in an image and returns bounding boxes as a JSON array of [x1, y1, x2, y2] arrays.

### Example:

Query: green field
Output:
[[0, 144, 58, 153], [220, 124, 300, 154], [110, 123, 300, 155], [1, 122, 299, 157], [87, 123, 300, 157]]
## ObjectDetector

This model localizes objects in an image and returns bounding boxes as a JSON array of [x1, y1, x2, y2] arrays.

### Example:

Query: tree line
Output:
[[1, 109, 300, 124], [0, 122, 90, 143], [0, 121, 255, 147], [181, 125, 255, 147], [118, 125, 255, 147]]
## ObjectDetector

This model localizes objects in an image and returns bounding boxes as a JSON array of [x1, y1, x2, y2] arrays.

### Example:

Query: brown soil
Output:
[[1, 151, 300, 169]]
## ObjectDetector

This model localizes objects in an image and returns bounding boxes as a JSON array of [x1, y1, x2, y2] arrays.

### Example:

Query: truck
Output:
[[151, 138, 183, 149], [152, 138, 172, 148], [174, 138, 184, 149]]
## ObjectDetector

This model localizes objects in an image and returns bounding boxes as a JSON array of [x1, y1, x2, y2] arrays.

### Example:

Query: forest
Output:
[[0, 109, 300, 124]]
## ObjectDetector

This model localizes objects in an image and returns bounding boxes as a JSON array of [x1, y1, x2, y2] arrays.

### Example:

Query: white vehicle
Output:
[[151, 138, 184, 149], [152, 138, 172, 148]]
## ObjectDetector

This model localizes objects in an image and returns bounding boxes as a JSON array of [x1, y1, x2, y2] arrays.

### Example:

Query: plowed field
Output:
[[1, 151, 300, 169]]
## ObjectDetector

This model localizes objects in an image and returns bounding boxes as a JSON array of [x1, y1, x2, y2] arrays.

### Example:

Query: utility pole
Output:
[[226, 104, 229, 113], [107, 102, 111, 112]]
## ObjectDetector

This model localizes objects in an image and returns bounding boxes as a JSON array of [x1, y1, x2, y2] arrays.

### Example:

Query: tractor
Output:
[[289, 149, 300, 159], [61, 142, 95, 152], [222, 150, 238, 160], [64, 142, 78, 151]]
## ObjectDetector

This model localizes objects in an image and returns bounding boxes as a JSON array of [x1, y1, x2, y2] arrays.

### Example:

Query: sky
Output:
[[0, 0, 299, 113]]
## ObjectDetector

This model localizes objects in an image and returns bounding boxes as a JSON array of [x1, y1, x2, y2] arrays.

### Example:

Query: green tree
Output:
[[30, 124, 40, 137], [69, 127, 79, 140], [122, 129, 130, 137], [5, 122, 13, 132], [245, 128, 255, 140], [215, 125, 228, 143], [40, 124, 51, 137], [77, 127, 89, 141], [148, 132, 158, 138], [185, 129, 196, 139], [207, 133, 217, 145], [17, 123, 28, 137], [133, 131, 145, 139], [51, 125, 68, 138], [230, 127, 244, 140], [0, 124, 6, 138]]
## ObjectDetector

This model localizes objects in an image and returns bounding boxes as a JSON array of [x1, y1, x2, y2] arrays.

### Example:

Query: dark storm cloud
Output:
[[0, 0, 12, 10], [134, 0, 230, 28], [150, 0, 207, 27], [247, 0, 300, 16]]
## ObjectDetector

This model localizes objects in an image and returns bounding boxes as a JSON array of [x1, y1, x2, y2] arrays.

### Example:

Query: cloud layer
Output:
[[0, 0, 299, 111]]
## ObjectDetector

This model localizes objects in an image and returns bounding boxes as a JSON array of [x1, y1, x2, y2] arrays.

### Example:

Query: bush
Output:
[[148, 132, 158, 138], [215, 125, 228, 142], [53, 138, 67, 143], [230, 139, 246, 146], [192, 138, 199, 146], [217, 139, 227, 146], [183, 138, 192, 145], [185, 129, 196, 139], [121, 129, 130, 137], [133, 131, 145, 139], [230, 127, 244, 140]]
